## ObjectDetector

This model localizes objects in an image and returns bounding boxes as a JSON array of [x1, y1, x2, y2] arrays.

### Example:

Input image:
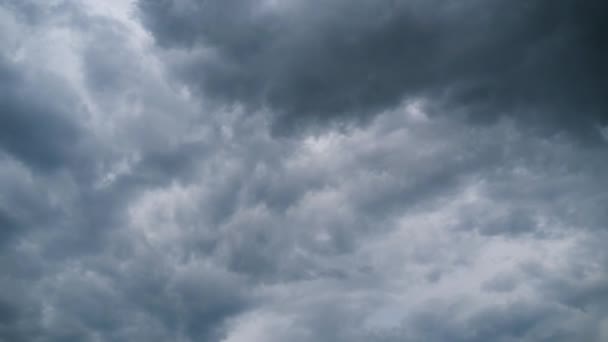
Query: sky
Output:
[[0, 0, 607, 341]]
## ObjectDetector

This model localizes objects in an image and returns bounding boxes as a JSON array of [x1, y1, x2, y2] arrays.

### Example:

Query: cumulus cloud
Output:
[[1, 1, 607, 341], [137, 0, 607, 138]]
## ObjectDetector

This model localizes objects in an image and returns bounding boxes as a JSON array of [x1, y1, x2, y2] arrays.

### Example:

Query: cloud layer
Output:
[[139, 0, 607, 137], [1, 1, 607, 341]]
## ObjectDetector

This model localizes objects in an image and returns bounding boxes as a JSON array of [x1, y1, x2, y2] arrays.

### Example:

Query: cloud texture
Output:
[[0, 0, 607, 341], [139, 0, 607, 136]]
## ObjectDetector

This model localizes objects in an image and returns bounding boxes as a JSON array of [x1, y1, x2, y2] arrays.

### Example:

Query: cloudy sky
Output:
[[1, 0, 607, 341]]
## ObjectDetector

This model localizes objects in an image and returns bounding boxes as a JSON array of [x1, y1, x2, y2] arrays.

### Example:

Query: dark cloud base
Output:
[[138, 0, 608, 139]]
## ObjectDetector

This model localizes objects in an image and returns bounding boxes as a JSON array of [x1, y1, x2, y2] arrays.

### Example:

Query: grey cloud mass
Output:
[[1, 1, 607, 342], [138, 0, 607, 138]]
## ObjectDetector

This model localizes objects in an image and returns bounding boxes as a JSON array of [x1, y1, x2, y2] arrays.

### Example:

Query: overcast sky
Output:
[[1, 0, 607, 341]]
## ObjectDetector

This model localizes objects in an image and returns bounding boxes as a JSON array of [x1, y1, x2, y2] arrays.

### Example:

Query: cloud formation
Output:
[[138, 0, 607, 137], [0, 1, 607, 341]]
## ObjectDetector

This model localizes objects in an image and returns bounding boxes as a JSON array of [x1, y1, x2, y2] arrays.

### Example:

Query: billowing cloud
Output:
[[1, 1, 607, 341], [137, 0, 607, 138]]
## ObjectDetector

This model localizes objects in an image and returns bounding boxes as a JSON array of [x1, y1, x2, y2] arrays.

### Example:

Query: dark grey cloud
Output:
[[138, 0, 607, 138], [0, 57, 85, 171], [1, 1, 607, 342]]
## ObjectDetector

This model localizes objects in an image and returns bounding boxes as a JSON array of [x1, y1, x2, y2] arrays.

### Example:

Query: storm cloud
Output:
[[1, 1, 607, 341], [138, 0, 607, 137]]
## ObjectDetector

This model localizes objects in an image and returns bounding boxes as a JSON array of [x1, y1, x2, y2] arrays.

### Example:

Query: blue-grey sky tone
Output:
[[1, 1, 607, 341]]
